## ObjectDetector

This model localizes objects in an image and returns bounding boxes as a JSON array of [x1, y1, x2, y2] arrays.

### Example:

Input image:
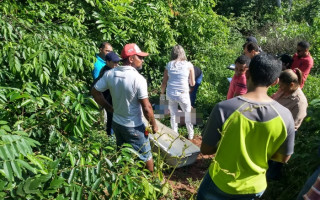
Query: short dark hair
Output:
[[279, 54, 293, 69], [297, 41, 310, 49], [99, 42, 112, 49], [280, 54, 292, 64], [246, 36, 258, 44], [235, 55, 250, 66], [249, 54, 282, 86], [244, 42, 259, 52]]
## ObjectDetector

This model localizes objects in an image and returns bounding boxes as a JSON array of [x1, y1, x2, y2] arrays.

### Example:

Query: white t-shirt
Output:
[[166, 60, 193, 98], [94, 66, 148, 127]]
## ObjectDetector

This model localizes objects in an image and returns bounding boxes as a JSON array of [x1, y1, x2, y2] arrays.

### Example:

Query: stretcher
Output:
[[143, 118, 200, 168]]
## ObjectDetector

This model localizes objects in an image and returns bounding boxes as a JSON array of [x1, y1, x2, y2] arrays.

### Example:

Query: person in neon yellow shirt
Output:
[[197, 54, 295, 199]]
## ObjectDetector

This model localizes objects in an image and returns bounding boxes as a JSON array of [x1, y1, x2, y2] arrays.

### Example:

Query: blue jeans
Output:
[[197, 172, 264, 200], [190, 73, 203, 108], [112, 121, 152, 162]]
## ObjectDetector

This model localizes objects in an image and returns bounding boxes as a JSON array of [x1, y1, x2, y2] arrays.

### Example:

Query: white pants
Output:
[[167, 93, 194, 139]]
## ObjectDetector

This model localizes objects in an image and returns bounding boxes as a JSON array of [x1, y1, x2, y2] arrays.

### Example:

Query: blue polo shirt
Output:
[[92, 54, 106, 80]]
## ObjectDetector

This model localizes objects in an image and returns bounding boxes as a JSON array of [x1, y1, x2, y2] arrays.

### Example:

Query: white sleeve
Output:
[[94, 71, 109, 92], [136, 76, 148, 99]]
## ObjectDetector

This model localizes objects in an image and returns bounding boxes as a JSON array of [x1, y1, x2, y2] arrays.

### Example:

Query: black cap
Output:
[[105, 51, 121, 62], [246, 36, 258, 44]]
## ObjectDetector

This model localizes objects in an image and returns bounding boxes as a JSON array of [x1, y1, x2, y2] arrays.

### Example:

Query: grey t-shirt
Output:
[[202, 96, 295, 155]]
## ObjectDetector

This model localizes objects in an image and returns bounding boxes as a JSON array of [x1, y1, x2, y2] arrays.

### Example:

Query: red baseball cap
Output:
[[121, 43, 149, 59]]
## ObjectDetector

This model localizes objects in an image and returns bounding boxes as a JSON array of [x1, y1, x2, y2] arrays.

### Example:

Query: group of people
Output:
[[200, 37, 313, 199], [91, 38, 316, 199], [91, 42, 203, 172]]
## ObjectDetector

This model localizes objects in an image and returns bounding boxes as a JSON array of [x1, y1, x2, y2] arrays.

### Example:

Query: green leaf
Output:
[[41, 95, 54, 104], [104, 158, 113, 168], [10, 93, 30, 101], [0, 180, 7, 191], [24, 177, 40, 194], [96, 161, 101, 175], [125, 175, 133, 193], [4, 161, 13, 182], [0, 146, 9, 160], [68, 168, 76, 184], [39, 10, 45, 17], [16, 159, 37, 174], [49, 177, 65, 189], [0, 121, 8, 125], [1, 125, 11, 132], [74, 126, 83, 137], [16, 141, 27, 156], [21, 99, 32, 107], [76, 186, 83, 200], [88, 98, 99, 109], [88, 191, 93, 200], [91, 167, 97, 183], [91, 178, 101, 191], [36, 155, 53, 161], [85, 167, 90, 186], [68, 152, 76, 167], [3, 144, 14, 160], [80, 108, 86, 121], [11, 160, 22, 179], [15, 56, 21, 72], [26, 154, 44, 170]]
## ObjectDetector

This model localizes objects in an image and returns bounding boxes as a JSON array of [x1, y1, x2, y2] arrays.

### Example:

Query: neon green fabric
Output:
[[209, 106, 287, 194]]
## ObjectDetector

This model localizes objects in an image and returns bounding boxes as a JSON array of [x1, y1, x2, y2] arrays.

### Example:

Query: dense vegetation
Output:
[[0, 0, 319, 199]]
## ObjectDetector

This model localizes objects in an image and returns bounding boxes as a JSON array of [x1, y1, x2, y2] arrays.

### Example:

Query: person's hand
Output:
[[152, 124, 159, 134]]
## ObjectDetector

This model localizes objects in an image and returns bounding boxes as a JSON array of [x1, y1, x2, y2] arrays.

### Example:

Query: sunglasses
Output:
[[135, 55, 144, 60]]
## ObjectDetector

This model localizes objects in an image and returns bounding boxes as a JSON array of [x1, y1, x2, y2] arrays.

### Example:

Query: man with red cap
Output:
[[91, 43, 158, 172]]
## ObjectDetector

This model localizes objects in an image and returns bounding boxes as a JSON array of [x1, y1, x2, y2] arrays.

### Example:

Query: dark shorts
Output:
[[197, 172, 264, 200], [112, 121, 152, 162]]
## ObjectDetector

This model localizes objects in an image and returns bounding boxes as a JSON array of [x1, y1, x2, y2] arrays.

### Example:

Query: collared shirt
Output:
[[291, 53, 313, 88], [272, 87, 308, 130], [94, 65, 148, 127], [92, 54, 106, 80]]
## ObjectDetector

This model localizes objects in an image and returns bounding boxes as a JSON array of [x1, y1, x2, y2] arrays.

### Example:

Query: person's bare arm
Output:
[[271, 152, 291, 163], [200, 142, 217, 155], [189, 67, 195, 87], [91, 87, 113, 113], [139, 98, 158, 133], [161, 70, 169, 94]]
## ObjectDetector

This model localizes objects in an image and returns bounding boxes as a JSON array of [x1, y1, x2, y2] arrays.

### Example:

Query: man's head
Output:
[[105, 51, 121, 69], [246, 36, 258, 44], [247, 54, 281, 87], [99, 42, 113, 60], [235, 55, 250, 76], [279, 54, 293, 70], [121, 43, 149, 69], [297, 41, 310, 58], [243, 42, 260, 59]]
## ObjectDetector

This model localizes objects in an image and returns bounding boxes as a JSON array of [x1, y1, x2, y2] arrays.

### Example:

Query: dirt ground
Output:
[[163, 135, 214, 199]]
